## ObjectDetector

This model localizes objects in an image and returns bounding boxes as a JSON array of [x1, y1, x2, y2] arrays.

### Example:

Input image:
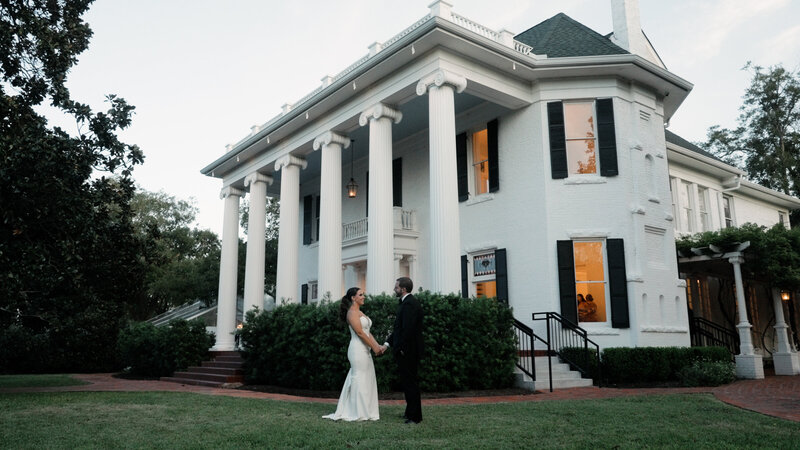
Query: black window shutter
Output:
[[556, 240, 578, 325], [365, 171, 369, 217], [315, 195, 321, 241], [393, 158, 402, 207], [607, 238, 629, 328], [456, 132, 468, 201], [548, 102, 568, 179], [597, 98, 619, 177], [461, 255, 469, 298], [495, 248, 508, 304], [488, 119, 499, 192], [303, 195, 312, 245], [301, 284, 308, 305]]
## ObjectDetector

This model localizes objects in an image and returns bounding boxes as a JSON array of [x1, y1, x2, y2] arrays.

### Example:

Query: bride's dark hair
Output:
[[340, 287, 360, 323]]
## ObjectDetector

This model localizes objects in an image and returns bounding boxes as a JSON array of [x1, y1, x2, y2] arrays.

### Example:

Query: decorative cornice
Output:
[[244, 172, 274, 188], [274, 154, 308, 172], [220, 186, 245, 199], [359, 103, 402, 126], [312, 131, 351, 151], [416, 69, 467, 96]]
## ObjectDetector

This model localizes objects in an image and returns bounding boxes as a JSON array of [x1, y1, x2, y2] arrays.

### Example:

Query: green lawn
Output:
[[0, 374, 88, 388], [0, 392, 797, 448]]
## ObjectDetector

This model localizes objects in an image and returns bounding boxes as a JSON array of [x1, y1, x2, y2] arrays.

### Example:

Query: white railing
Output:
[[515, 40, 534, 56], [449, 11, 501, 41], [342, 208, 417, 242]]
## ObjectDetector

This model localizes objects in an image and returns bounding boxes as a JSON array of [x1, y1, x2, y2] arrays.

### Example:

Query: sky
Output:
[[53, 0, 800, 237]]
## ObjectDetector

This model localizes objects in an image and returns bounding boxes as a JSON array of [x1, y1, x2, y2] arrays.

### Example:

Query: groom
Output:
[[384, 277, 423, 424]]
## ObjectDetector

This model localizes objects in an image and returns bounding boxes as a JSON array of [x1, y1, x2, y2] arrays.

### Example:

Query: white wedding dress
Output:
[[323, 315, 380, 421]]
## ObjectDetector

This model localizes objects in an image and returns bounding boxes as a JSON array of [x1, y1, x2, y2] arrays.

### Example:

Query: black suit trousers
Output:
[[396, 352, 422, 422]]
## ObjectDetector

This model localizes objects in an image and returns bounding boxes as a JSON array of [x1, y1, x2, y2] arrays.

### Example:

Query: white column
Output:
[[243, 172, 273, 319], [417, 69, 467, 294], [313, 131, 350, 300], [394, 253, 404, 279], [275, 155, 307, 303], [343, 264, 357, 292], [407, 255, 418, 285], [729, 255, 764, 379], [213, 186, 244, 351], [360, 103, 402, 294], [771, 288, 800, 375]]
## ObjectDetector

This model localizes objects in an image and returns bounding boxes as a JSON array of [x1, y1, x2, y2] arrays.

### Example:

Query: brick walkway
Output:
[[2, 373, 798, 422]]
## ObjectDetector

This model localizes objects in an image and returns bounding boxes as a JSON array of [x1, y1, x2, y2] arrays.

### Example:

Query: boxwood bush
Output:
[[560, 345, 733, 386], [239, 292, 517, 392], [117, 319, 214, 377]]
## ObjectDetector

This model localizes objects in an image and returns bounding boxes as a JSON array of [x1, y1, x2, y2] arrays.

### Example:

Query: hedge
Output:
[[117, 319, 215, 377], [239, 292, 517, 392]]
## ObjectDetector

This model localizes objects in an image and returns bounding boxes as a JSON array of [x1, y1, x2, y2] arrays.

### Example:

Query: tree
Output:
[[130, 190, 221, 318], [705, 63, 800, 211], [0, 1, 143, 372]]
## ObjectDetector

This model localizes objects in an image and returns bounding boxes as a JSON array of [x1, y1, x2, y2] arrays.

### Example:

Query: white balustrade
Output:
[[341, 209, 416, 242]]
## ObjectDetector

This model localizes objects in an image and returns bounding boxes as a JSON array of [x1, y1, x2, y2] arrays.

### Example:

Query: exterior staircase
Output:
[[161, 351, 244, 388], [514, 355, 594, 391]]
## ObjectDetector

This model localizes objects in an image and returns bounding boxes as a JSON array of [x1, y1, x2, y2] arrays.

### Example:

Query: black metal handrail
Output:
[[512, 318, 552, 392], [532, 311, 602, 387], [690, 317, 740, 358]]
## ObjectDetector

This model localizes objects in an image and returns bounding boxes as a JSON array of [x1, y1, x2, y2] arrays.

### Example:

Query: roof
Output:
[[515, 13, 629, 58], [664, 129, 724, 162]]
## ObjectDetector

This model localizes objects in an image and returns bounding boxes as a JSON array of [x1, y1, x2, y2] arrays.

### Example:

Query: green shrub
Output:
[[678, 360, 736, 387], [117, 319, 214, 377], [559, 346, 601, 381], [239, 292, 516, 392], [601, 346, 732, 384]]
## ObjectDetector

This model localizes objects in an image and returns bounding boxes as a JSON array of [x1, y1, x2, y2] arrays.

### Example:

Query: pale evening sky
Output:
[[50, 0, 800, 237]]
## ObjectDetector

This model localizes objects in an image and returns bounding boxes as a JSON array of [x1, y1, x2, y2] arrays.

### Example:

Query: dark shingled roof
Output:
[[665, 130, 725, 163], [515, 13, 628, 58]]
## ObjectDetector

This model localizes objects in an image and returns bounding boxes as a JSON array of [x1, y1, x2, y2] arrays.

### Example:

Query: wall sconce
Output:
[[346, 140, 358, 198], [781, 291, 791, 302]]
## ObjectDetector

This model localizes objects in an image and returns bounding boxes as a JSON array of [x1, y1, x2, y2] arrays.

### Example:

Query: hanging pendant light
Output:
[[346, 139, 358, 198]]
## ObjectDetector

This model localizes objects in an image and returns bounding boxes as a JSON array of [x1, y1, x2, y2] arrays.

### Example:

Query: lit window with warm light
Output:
[[573, 241, 607, 323], [564, 102, 597, 175], [472, 252, 497, 298], [472, 129, 490, 195]]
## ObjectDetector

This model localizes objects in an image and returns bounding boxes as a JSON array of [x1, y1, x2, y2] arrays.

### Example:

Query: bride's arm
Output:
[[347, 310, 383, 354]]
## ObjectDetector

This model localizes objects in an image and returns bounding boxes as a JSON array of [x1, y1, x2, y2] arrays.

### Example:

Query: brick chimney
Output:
[[610, 0, 663, 67]]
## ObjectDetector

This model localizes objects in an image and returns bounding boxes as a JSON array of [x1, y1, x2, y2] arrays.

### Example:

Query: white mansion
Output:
[[201, 0, 800, 378]]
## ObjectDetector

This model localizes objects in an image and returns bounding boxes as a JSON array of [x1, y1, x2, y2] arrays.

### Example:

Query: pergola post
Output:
[[729, 255, 763, 379], [771, 287, 800, 375]]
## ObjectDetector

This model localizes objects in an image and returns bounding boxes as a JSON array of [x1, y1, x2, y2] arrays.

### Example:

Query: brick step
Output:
[[186, 366, 243, 376], [172, 371, 243, 383], [202, 361, 243, 369], [214, 355, 244, 363], [209, 350, 242, 357], [160, 376, 227, 388]]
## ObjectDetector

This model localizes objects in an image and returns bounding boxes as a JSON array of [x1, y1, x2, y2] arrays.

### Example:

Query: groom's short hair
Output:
[[396, 277, 413, 293]]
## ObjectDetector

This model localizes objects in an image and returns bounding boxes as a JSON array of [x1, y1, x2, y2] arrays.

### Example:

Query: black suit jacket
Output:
[[388, 294, 424, 358]]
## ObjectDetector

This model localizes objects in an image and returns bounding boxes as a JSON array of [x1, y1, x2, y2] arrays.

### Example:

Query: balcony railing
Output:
[[342, 208, 417, 242]]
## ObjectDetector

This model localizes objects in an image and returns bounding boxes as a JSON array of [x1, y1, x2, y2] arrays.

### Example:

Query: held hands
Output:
[[373, 344, 388, 356]]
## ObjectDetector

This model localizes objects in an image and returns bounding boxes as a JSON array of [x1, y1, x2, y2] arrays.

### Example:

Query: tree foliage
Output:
[[0, 0, 144, 372], [130, 190, 221, 318], [705, 63, 800, 201]]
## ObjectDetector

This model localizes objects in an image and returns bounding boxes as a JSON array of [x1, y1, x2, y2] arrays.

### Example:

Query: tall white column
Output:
[[243, 172, 273, 319], [729, 255, 764, 379], [394, 253, 404, 279], [417, 69, 467, 294], [213, 186, 244, 351], [313, 131, 350, 300], [360, 103, 402, 294], [771, 288, 800, 375], [275, 155, 307, 304], [343, 264, 357, 291]]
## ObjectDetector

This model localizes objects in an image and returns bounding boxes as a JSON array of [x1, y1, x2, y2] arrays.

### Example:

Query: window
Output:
[[679, 181, 694, 232], [564, 102, 597, 175], [303, 195, 321, 245], [669, 177, 678, 230], [779, 211, 788, 229], [309, 281, 318, 301], [472, 252, 497, 298], [472, 129, 490, 195], [573, 242, 607, 323], [697, 186, 710, 231], [722, 195, 734, 228]]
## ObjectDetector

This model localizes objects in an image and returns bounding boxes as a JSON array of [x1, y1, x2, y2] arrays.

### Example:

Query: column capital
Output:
[[312, 131, 351, 151], [244, 172, 274, 188], [359, 103, 402, 126], [728, 255, 745, 265], [220, 186, 245, 199], [274, 154, 308, 172], [416, 69, 467, 96], [394, 253, 404, 261]]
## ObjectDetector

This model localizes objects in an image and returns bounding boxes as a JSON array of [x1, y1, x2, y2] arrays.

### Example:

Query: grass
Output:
[[0, 391, 798, 449], [0, 374, 88, 388]]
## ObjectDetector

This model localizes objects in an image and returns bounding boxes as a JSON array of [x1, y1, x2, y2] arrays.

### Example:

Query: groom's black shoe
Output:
[[404, 419, 420, 425]]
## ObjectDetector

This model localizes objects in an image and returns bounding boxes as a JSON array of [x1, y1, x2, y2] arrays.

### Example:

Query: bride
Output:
[[323, 287, 385, 421]]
